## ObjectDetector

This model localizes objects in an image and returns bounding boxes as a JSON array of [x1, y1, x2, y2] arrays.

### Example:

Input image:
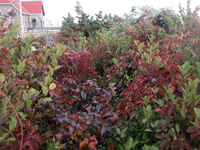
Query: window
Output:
[[32, 19, 36, 28]]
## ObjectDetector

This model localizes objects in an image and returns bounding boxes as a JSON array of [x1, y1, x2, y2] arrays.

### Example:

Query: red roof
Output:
[[0, 0, 44, 15]]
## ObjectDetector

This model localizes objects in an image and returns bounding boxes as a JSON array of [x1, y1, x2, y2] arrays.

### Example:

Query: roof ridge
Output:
[[0, 0, 44, 15], [13, 2, 30, 14]]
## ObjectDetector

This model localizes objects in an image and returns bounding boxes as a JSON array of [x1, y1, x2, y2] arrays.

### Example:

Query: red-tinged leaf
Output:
[[106, 74, 111, 78], [23, 138, 40, 150], [187, 126, 198, 133], [148, 94, 153, 99], [108, 146, 115, 150], [71, 114, 83, 120], [164, 104, 168, 108], [81, 124, 88, 131], [167, 106, 173, 117], [118, 107, 125, 111], [83, 104, 89, 108], [44, 130, 53, 138], [88, 142, 97, 150], [23, 140, 31, 148], [109, 84, 116, 93], [49, 90, 57, 94], [154, 108, 161, 112], [105, 103, 111, 107], [147, 14, 150, 19], [136, 100, 142, 104], [67, 99, 75, 105], [89, 136, 98, 144], [61, 143, 67, 149], [79, 137, 89, 150], [55, 133, 63, 142], [62, 97, 66, 102], [190, 133, 198, 139]]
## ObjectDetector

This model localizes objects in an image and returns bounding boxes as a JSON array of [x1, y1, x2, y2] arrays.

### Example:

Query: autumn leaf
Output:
[[72, 114, 83, 120], [147, 14, 150, 19], [70, 135, 78, 143], [55, 133, 63, 142], [79, 137, 89, 150], [88, 142, 97, 150], [186, 126, 198, 133]]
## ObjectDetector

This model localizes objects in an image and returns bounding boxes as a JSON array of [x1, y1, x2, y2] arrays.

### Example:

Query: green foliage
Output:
[[60, 1, 118, 44], [0, 13, 66, 149], [1, 2, 200, 150]]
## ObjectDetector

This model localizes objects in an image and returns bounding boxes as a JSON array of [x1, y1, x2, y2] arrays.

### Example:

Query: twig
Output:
[[0, 126, 15, 138], [1, 111, 15, 126], [0, 89, 23, 150]]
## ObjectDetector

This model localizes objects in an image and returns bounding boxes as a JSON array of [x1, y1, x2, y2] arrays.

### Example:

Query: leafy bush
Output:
[[0, 13, 66, 150], [1, 3, 200, 150]]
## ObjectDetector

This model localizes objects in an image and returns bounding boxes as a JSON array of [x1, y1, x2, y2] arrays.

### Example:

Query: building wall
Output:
[[0, 4, 44, 31], [0, 4, 21, 27], [27, 14, 44, 31]]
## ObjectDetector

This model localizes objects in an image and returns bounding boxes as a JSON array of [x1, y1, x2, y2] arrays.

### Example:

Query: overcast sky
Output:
[[37, 0, 200, 26]]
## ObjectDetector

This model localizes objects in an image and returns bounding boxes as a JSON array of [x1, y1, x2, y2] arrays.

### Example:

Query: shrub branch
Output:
[[0, 89, 23, 150]]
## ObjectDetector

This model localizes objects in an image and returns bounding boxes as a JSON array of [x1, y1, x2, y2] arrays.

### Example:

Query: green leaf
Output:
[[9, 116, 17, 132], [124, 137, 136, 150], [125, 137, 133, 149], [64, 52, 70, 55], [142, 118, 148, 124], [27, 100, 32, 108], [42, 86, 48, 95], [120, 128, 127, 138], [0, 39, 5, 45], [158, 100, 164, 107], [43, 97, 52, 102], [181, 62, 191, 75], [196, 61, 200, 67], [49, 83, 56, 90], [138, 42, 144, 53], [21, 47, 27, 56], [116, 128, 120, 135], [45, 76, 49, 85], [0, 133, 8, 142], [54, 65, 62, 70], [22, 92, 28, 101], [17, 60, 26, 72], [10, 48, 15, 55], [112, 58, 120, 68], [56, 48, 62, 56], [5, 137, 16, 142], [28, 88, 36, 97], [176, 124, 180, 133], [0, 74, 5, 82], [19, 112, 27, 120], [39, 53, 47, 63], [11, 70, 16, 77], [146, 105, 151, 111], [48, 65, 54, 76], [132, 140, 139, 149], [152, 88, 159, 94], [144, 129, 152, 132]]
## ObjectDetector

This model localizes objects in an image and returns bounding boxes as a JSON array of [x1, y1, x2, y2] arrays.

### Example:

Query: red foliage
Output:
[[117, 47, 183, 116], [0, 45, 12, 68], [56, 49, 96, 83]]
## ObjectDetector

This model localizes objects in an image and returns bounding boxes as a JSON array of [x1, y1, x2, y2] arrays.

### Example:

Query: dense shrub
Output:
[[1, 3, 200, 150]]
